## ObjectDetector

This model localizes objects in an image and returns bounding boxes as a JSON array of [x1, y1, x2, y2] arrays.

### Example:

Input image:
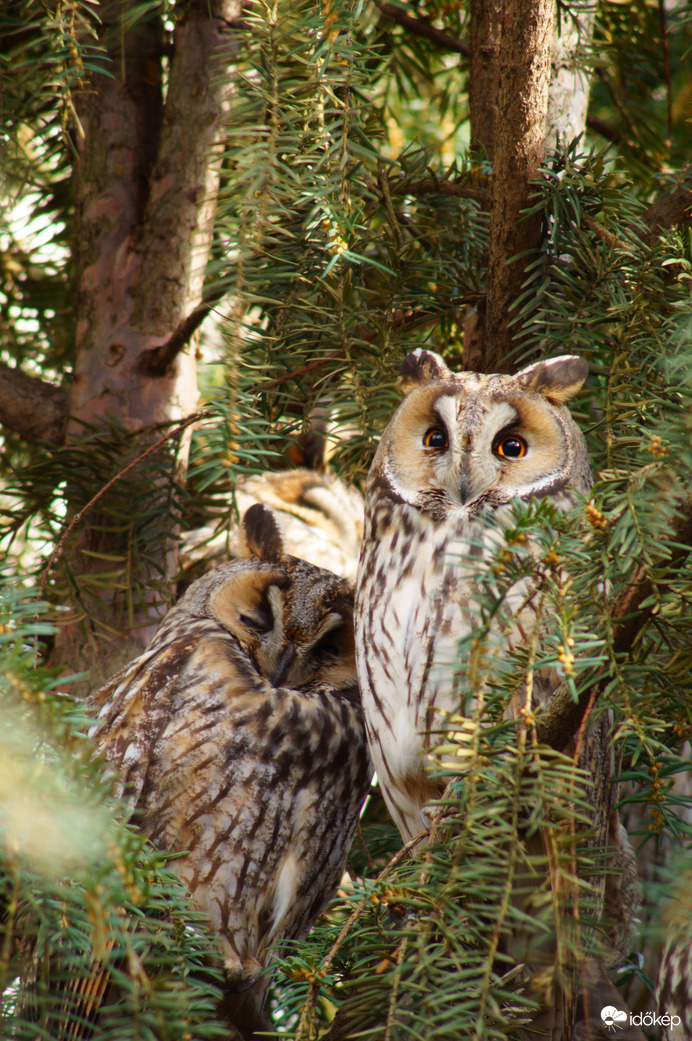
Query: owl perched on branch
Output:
[[90, 504, 372, 1037], [354, 348, 592, 842]]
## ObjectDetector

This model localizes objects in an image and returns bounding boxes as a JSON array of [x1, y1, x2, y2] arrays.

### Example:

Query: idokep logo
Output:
[[600, 1004, 683, 1032], [601, 1006, 628, 1031]]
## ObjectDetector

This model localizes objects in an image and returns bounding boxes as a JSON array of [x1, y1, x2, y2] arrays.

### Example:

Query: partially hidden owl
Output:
[[89, 503, 372, 1037], [181, 468, 364, 583], [354, 348, 592, 844]]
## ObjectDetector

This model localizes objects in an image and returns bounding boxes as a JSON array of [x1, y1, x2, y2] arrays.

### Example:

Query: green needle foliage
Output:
[[207, 0, 487, 475], [0, 578, 227, 1039]]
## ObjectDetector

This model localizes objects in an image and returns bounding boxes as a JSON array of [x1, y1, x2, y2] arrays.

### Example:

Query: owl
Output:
[[181, 468, 364, 583], [656, 868, 692, 1041], [354, 348, 592, 844], [89, 503, 372, 1037]]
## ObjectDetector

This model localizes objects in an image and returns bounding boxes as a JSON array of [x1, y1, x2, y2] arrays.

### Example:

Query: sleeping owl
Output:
[[354, 348, 592, 843], [90, 504, 372, 1037]]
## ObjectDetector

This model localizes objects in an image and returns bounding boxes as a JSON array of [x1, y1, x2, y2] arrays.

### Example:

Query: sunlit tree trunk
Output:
[[468, 0, 596, 374], [484, 0, 556, 371], [51, 0, 238, 689]]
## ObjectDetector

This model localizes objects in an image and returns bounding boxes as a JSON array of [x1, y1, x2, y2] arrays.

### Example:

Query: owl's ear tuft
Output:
[[397, 349, 453, 396], [515, 355, 588, 404], [242, 504, 286, 562]]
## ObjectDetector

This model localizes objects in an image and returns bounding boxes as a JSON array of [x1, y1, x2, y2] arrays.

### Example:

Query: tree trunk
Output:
[[463, 0, 502, 371], [51, 0, 238, 691], [483, 0, 556, 372]]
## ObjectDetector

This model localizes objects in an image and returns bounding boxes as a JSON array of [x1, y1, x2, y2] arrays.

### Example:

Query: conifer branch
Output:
[[141, 295, 224, 376], [256, 296, 484, 394], [581, 214, 630, 252], [134, 0, 237, 341], [314, 833, 428, 1041], [389, 175, 491, 206], [39, 411, 207, 598], [374, 1, 471, 57], [537, 497, 692, 752]]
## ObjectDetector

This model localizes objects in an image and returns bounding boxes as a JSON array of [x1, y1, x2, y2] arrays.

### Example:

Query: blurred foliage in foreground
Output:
[[0, 579, 226, 1039]]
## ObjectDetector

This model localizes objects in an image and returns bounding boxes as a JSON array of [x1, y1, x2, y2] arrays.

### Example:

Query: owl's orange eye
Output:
[[423, 427, 448, 450], [494, 435, 527, 459]]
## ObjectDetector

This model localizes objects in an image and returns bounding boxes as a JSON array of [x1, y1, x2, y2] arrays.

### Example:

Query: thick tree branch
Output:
[[536, 498, 692, 752], [389, 175, 491, 206], [70, 0, 237, 428], [374, 1, 471, 57], [57, 3, 239, 683], [141, 295, 222, 377], [469, 0, 501, 159], [0, 362, 68, 444], [134, 0, 237, 351], [70, 3, 166, 424]]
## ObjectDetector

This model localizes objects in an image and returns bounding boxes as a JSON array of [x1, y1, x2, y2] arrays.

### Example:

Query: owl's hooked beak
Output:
[[458, 472, 472, 506], [457, 454, 488, 506], [458, 452, 478, 505], [271, 644, 295, 687]]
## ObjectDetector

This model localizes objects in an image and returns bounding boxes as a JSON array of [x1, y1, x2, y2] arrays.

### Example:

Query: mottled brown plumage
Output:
[[181, 468, 365, 582], [90, 504, 372, 1035], [355, 349, 593, 841], [354, 350, 639, 1037], [657, 886, 692, 1041]]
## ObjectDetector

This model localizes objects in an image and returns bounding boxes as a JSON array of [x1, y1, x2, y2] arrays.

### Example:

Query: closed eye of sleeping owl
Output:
[[354, 348, 592, 844], [89, 503, 372, 1038]]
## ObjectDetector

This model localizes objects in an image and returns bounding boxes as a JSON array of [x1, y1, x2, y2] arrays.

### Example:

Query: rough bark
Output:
[[463, 0, 502, 371], [69, 1, 232, 432], [0, 362, 68, 444], [483, 0, 556, 372], [51, 0, 238, 689]]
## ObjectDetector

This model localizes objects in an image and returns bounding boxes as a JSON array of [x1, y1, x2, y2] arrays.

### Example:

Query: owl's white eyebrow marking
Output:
[[263, 584, 285, 656], [486, 401, 520, 437], [302, 610, 345, 656], [433, 394, 465, 433]]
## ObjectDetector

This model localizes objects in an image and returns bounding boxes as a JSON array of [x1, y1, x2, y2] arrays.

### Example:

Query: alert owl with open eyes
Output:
[[90, 504, 372, 1038], [354, 349, 592, 844]]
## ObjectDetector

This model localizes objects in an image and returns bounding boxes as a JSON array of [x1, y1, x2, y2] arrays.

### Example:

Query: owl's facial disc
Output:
[[419, 392, 517, 507], [382, 385, 569, 510], [210, 571, 294, 684], [233, 577, 356, 690]]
